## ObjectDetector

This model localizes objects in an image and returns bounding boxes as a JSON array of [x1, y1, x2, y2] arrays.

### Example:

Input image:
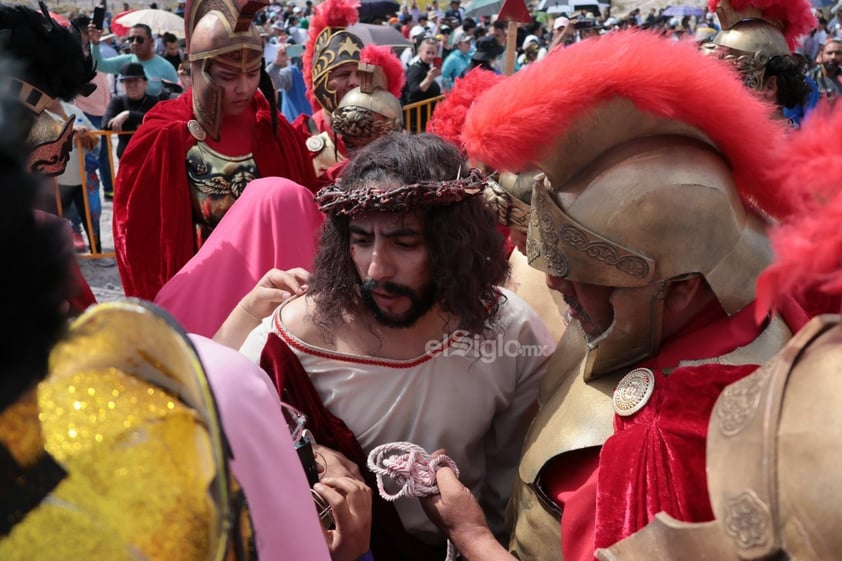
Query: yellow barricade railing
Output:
[[53, 129, 132, 260], [402, 95, 445, 134]]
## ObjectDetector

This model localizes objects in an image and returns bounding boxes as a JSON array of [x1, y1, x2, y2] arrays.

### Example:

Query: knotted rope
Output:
[[366, 442, 461, 560], [366, 442, 460, 501]]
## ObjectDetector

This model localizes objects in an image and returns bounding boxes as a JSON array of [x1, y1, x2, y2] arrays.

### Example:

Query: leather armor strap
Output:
[[0, 444, 67, 536]]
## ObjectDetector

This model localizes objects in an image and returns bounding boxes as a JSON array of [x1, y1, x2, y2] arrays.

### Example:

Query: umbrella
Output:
[[358, 0, 400, 22], [464, 0, 504, 18], [111, 9, 185, 38], [663, 5, 706, 17], [48, 11, 71, 28], [346, 22, 412, 47], [538, 0, 609, 15]]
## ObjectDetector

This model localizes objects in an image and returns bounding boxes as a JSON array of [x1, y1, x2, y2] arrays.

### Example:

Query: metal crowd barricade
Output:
[[53, 129, 130, 260], [402, 95, 445, 134]]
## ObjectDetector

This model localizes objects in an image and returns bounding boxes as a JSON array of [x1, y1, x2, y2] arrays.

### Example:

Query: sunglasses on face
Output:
[[127, 36, 145, 44]]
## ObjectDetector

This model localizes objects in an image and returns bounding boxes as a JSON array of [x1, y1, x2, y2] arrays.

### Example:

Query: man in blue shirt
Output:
[[89, 23, 179, 97], [441, 34, 472, 91]]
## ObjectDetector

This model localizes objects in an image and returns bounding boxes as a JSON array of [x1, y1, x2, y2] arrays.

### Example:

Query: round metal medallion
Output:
[[613, 368, 655, 417], [306, 134, 325, 153], [187, 120, 206, 141]]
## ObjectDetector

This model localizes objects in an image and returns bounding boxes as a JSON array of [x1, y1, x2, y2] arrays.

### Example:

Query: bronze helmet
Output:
[[186, 0, 266, 141], [310, 27, 364, 114], [331, 61, 403, 151], [702, 0, 813, 91]]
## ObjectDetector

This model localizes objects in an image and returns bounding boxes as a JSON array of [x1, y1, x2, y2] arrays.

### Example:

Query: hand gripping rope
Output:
[[366, 442, 460, 500], [366, 442, 461, 560]]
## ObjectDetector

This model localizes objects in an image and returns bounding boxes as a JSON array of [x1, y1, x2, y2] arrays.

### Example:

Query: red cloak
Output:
[[113, 91, 316, 301]]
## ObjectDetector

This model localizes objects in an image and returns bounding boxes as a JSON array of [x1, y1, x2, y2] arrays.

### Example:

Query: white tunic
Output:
[[241, 287, 555, 544]]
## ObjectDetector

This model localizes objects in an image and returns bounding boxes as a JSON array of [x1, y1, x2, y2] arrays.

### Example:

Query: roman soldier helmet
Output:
[[0, 2, 96, 176], [703, 0, 814, 91], [331, 45, 404, 151], [596, 104, 842, 561], [185, 0, 267, 141], [463, 31, 792, 380], [302, 0, 364, 114]]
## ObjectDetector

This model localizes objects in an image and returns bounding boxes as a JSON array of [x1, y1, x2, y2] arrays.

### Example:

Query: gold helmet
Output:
[[186, 0, 267, 141], [463, 31, 792, 380], [302, 0, 364, 115], [33, 301, 253, 560], [703, 0, 815, 91], [331, 45, 404, 151]]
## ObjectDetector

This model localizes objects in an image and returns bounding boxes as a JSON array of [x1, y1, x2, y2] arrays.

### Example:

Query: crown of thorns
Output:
[[315, 168, 487, 216]]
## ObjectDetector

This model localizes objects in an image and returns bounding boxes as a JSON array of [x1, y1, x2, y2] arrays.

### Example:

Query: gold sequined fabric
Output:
[[39, 368, 216, 561], [0, 468, 133, 561], [17, 301, 239, 561]]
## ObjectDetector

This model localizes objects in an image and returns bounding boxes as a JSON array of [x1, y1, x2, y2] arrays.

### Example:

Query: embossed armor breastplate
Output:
[[186, 142, 258, 238]]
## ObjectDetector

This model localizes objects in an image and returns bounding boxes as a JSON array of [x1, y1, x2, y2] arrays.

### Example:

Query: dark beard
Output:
[[360, 279, 436, 328]]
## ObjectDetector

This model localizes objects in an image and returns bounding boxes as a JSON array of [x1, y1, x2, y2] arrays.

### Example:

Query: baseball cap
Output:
[[553, 17, 570, 30], [119, 62, 147, 81]]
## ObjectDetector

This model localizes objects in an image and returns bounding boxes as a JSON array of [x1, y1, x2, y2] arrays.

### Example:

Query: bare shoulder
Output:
[[279, 294, 336, 349]]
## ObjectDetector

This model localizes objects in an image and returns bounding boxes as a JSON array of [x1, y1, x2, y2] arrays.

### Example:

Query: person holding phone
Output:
[[88, 22, 179, 97], [402, 35, 442, 132]]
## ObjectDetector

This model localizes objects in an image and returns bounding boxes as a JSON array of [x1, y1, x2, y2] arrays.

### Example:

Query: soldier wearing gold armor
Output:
[[417, 31, 810, 561], [297, 1, 408, 182], [113, 0, 316, 301], [331, 45, 405, 154], [596, 103, 842, 561], [296, 0, 364, 179], [703, 0, 814, 122]]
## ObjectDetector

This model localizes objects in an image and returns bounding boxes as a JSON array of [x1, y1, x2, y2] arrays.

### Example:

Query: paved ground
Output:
[[77, 196, 126, 303]]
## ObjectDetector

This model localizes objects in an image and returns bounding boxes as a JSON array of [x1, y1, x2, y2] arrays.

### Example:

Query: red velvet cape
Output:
[[545, 299, 808, 561], [260, 333, 447, 561], [113, 91, 316, 301]]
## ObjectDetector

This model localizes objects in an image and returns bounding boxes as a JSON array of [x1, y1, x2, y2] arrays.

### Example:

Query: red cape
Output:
[[544, 298, 808, 561], [113, 91, 316, 301]]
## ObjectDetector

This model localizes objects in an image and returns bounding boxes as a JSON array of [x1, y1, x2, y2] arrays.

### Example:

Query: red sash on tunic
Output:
[[259, 333, 447, 561]]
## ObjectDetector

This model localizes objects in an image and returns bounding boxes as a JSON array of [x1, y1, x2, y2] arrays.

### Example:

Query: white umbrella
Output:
[[464, 0, 504, 19], [537, 0, 609, 14], [112, 9, 185, 38]]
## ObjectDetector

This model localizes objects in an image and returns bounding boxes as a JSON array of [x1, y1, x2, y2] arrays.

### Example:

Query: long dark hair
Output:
[[308, 133, 509, 336]]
